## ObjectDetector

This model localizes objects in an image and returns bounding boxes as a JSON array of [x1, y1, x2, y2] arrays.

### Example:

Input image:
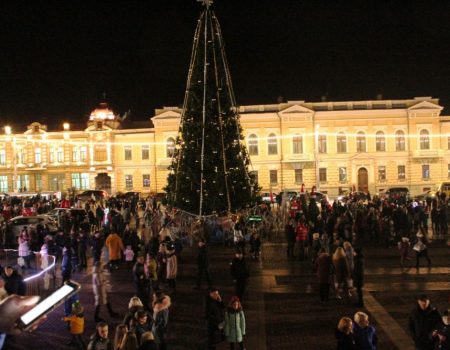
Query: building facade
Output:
[[1, 97, 449, 197]]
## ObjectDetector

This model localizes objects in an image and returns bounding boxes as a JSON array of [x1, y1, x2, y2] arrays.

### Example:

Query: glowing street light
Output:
[[4, 126, 11, 135]]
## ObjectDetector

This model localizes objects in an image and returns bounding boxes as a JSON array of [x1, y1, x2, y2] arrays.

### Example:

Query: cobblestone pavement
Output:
[[6, 235, 450, 349]]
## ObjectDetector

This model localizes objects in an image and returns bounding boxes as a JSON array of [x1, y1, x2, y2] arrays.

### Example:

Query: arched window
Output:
[[292, 134, 303, 154], [420, 129, 430, 150], [395, 130, 405, 151], [267, 133, 278, 155], [337, 132, 347, 153], [166, 137, 175, 158], [248, 134, 258, 156], [356, 132, 366, 152], [376, 131, 386, 152]]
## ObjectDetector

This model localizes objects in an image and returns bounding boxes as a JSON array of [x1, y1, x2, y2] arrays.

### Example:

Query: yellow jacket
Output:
[[63, 315, 84, 334]]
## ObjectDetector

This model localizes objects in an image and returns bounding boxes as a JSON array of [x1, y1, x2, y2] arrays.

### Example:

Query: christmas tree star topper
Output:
[[198, 0, 213, 8]]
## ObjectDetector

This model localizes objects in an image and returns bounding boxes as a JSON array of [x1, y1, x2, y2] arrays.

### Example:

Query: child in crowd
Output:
[[124, 245, 135, 270], [63, 301, 85, 350]]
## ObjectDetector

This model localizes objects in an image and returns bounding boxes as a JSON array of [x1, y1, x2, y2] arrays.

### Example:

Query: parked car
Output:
[[8, 215, 58, 239], [336, 191, 369, 204], [47, 208, 88, 227], [76, 190, 109, 201], [385, 187, 410, 201], [414, 190, 437, 202], [261, 192, 277, 203], [113, 191, 141, 200]]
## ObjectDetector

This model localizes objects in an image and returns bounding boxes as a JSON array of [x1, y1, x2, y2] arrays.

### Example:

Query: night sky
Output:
[[1, 0, 450, 125]]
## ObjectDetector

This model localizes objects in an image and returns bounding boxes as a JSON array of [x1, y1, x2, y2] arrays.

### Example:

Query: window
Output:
[[420, 130, 430, 150], [250, 171, 258, 185], [57, 147, 64, 162], [376, 131, 386, 152], [269, 170, 278, 184], [35, 148, 42, 164], [319, 168, 327, 182], [339, 167, 347, 182], [141, 145, 150, 160], [248, 134, 258, 156], [17, 148, 26, 164], [166, 137, 175, 158], [35, 174, 42, 191], [318, 134, 327, 153], [395, 130, 406, 151], [267, 133, 278, 155], [448, 164, 450, 178], [96, 122, 102, 129], [378, 166, 386, 181], [356, 132, 366, 152], [398, 165, 406, 180], [48, 174, 65, 191], [125, 175, 133, 189], [124, 146, 132, 161], [294, 169, 303, 184], [49, 148, 55, 163], [80, 146, 87, 162], [94, 145, 107, 162], [448, 137, 450, 150], [72, 148, 79, 162], [71, 173, 89, 190], [292, 134, 303, 154], [143, 174, 150, 188], [17, 175, 30, 191], [0, 150, 5, 165], [422, 164, 430, 179], [0, 176, 8, 192], [337, 133, 347, 153]]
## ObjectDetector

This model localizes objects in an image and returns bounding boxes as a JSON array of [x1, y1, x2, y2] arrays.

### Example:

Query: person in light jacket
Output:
[[166, 247, 178, 291], [92, 261, 119, 322], [224, 296, 246, 350]]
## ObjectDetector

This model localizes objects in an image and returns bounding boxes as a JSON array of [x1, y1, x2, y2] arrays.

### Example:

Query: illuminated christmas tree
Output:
[[165, 0, 258, 215]]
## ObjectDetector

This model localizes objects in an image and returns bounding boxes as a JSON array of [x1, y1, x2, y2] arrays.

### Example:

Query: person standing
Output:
[[91, 231, 104, 264], [18, 229, 31, 269], [195, 239, 212, 290], [353, 247, 365, 307], [92, 261, 119, 322], [315, 248, 332, 303], [285, 219, 296, 259], [205, 288, 225, 350], [230, 251, 249, 302], [335, 317, 356, 350], [133, 254, 150, 311], [353, 311, 377, 350], [63, 301, 85, 350], [88, 321, 113, 350], [105, 231, 124, 271], [152, 292, 171, 350], [224, 296, 246, 350], [166, 246, 178, 292], [332, 247, 350, 300], [414, 233, 432, 268], [408, 294, 441, 350]]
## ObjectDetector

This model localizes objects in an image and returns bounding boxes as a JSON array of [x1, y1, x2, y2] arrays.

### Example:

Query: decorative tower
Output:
[[165, 0, 258, 216]]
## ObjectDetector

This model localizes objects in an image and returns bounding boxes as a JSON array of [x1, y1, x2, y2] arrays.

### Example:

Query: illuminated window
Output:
[[124, 146, 132, 161], [35, 148, 41, 164], [94, 145, 107, 162], [141, 145, 149, 160], [269, 170, 278, 184], [0, 150, 5, 165], [395, 130, 406, 151], [0, 175, 8, 192], [268, 133, 278, 155], [17, 148, 26, 164], [398, 165, 406, 180], [248, 134, 258, 156], [294, 169, 303, 184], [57, 147, 64, 162], [49, 174, 65, 191], [143, 174, 150, 187], [448, 164, 450, 178], [376, 131, 386, 151], [420, 130, 430, 150], [166, 137, 175, 158], [80, 146, 87, 162], [17, 175, 30, 191], [292, 134, 303, 154], [49, 148, 55, 163], [339, 167, 347, 182], [318, 134, 327, 153], [35, 174, 42, 191], [71, 173, 89, 190], [337, 133, 347, 153], [72, 148, 79, 162], [448, 137, 450, 150], [422, 164, 430, 179], [125, 175, 133, 189], [356, 132, 366, 152], [319, 168, 327, 182], [378, 166, 386, 181]]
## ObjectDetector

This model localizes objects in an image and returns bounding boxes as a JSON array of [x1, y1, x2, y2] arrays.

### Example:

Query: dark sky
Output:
[[1, 0, 450, 125]]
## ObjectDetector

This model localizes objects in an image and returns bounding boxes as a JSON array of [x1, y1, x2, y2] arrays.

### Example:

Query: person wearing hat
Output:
[[229, 250, 249, 302], [408, 294, 441, 350], [431, 309, 450, 349], [63, 300, 85, 349]]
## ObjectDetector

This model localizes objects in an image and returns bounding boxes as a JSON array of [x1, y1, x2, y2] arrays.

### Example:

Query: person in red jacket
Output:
[[295, 216, 309, 261]]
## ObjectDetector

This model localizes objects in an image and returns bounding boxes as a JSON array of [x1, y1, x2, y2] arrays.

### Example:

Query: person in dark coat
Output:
[[229, 251, 249, 302], [353, 247, 365, 307], [91, 231, 104, 264], [205, 288, 225, 350], [353, 311, 377, 350], [285, 220, 296, 259], [431, 309, 450, 350], [133, 254, 150, 310], [2, 266, 25, 296], [335, 317, 356, 350], [315, 248, 332, 303], [138, 331, 158, 350], [196, 239, 212, 289], [409, 294, 441, 350]]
